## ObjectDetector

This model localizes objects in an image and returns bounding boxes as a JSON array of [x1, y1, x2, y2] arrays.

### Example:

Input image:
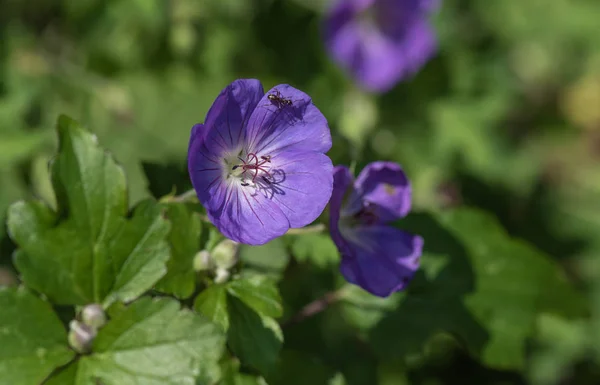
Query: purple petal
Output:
[[188, 123, 225, 214], [267, 151, 333, 228], [244, 85, 332, 156], [329, 166, 354, 253], [324, 0, 437, 92], [206, 181, 290, 245], [354, 161, 411, 222], [356, 21, 436, 92], [339, 225, 423, 297], [203, 79, 265, 155]]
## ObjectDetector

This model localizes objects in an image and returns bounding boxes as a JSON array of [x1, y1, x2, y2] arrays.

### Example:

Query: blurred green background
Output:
[[1, 0, 600, 384]]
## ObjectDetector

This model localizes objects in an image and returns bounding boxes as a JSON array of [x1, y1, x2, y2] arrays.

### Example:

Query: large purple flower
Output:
[[324, 0, 439, 92], [329, 162, 423, 297], [188, 79, 333, 245]]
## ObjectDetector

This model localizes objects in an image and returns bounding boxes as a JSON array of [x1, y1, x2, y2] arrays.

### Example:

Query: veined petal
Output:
[[339, 225, 423, 297], [206, 180, 289, 245], [354, 161, 411, 222], [244, 85, 332, 156], [203, 79, 265, 155], [266, 151, 333, 228], [188, 123, 224, 206]]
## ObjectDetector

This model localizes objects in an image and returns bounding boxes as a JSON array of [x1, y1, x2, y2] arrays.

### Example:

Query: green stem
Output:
[[171, 189, 198, 202], [282, 286, 351, 328], [286, 223, 326, 235]]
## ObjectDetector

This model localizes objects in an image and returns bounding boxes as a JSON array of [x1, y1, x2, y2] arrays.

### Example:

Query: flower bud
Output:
[[81, 304, 107, 329], [214, 267, 230, 284], [68, 320, 97, 354], [212, 239, 239, 270], [194, 250, 213, 272]]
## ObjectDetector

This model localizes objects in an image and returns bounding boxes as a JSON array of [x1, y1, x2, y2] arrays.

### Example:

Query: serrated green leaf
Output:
[[227, 296, 283, 375], [288, 234, 339, 268], [0, 288, 74, 385], [195, 284, 230, 331], [367, 208, 586, 370], [44, 297, 226, 385], [227, 275, 283, 318], [7, 116, 171, 306], [155, 202, 201, 299]]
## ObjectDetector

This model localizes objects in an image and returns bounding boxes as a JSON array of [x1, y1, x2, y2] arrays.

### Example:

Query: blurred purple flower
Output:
[[188, 79, 333, 245], [324, 0, 439, 92], [329, 162, 423, 297]]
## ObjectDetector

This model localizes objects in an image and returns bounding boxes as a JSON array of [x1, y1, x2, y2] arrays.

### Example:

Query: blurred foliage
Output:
[[1, 0, 600, 384]]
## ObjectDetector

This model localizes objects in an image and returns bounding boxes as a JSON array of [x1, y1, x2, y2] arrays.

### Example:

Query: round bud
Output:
[[214, 267, 231, 284], [193, 250, 213, 272], [81, 304, 107, 329], [212, 239, 239, 269], [68, 320, 97, 354]]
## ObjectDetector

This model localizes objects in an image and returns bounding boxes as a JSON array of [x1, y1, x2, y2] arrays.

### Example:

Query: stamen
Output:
[[233, 152, 274, 187]]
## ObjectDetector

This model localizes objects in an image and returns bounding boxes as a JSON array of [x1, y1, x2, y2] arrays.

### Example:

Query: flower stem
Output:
[[282, 286, 349, 328], [286, 223, 326, 235], [170, 189, 198, 202]]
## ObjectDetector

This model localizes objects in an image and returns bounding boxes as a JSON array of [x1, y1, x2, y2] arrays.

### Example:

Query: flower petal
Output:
[[329, 166, 354, 252], [188, 123, 225, 214], [203, 79, 265, 155], [339, 226, 422, 297], [354, 161, 411, 222], [206, 181, 290, 245], [324, 0, 437, 92], [265, 150, 333, 228], [244, 84, 332, 156]]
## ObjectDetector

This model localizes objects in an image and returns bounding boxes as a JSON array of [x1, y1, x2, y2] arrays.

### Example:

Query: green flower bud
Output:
[[214, 267, 230, 284], [212, 239, 239, 269], [68, 320, 97, 354], [81, 304, 107, 329], [194, 250, 213, 272]]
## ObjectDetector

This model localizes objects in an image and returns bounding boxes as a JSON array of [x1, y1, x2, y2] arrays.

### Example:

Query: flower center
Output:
[[225, 152, 273, 187], [340, 201, 379, 232]]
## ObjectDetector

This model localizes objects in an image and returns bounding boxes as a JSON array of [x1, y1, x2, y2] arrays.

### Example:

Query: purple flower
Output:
[[324, 0, 439, 92], [329, 162, 423, 297], [188, 79, 333, 245]]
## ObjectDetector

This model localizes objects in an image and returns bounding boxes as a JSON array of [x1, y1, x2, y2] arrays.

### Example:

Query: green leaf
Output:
[[239, 239, 290, 281], [0, 288, 74, 385], [267, 350, 339, 385], [7, 115, 171, 306], [45, 297, 226, 385], [288, 233, 340, 268], [227, 275, 283, 318], [221, 358, 268, 385], [227, 296, 283, 375], [155, 202, 202, 299], [195, 284, 230, 331], [367, 208, 585, 371]]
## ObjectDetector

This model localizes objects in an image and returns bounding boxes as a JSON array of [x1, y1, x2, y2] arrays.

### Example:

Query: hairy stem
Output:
[[282, 286, 350, 328], [170, 189, 198, 202]]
